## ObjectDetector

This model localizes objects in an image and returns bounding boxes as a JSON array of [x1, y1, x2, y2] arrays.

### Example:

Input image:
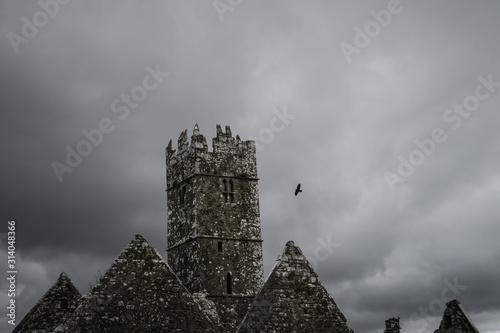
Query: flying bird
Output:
[[294, 183, 302, 196]]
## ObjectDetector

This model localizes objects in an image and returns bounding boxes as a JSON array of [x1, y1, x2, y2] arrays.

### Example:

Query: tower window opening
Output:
[[226, 273, 232, 294], [229, 180, 235, 203], [180, 186, 186, 207], [222, 179, 235, 203], [222, 179, 228, 202], [443, 315, 452, 327], [60, 298, 68, 309], [218, 241, 223, 252]]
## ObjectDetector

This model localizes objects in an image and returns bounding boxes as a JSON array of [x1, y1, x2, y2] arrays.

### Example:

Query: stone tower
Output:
[[166, 124, 264, 329]]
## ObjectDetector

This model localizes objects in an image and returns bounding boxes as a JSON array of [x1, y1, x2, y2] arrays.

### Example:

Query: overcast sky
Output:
[[1, 1, 499, 332]]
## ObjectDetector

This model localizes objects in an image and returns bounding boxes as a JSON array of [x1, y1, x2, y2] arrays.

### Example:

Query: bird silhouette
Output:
[[294, 183, 302, 196]]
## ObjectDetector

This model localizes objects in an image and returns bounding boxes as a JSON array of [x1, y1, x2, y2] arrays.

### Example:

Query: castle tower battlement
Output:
[[166, 124, 257, 189], [166, 124, 264, 331]]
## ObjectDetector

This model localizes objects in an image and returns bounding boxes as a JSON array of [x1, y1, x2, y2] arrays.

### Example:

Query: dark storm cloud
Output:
[[1, 1, 500, 332]]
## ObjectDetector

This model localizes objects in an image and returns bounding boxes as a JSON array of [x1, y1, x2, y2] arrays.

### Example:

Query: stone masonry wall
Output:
[[166, 124, 264, 332], [434, 299, 480, 333], [238, 241, 354, 333], [57, 235, 218, 332], [13, 272, 81, 333], [384, 317, 401, 333]]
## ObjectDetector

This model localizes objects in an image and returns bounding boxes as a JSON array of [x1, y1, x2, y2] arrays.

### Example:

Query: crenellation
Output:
[[384, 317, 401, 333], [212, 125, 235, 154], [166, 124, 257, 190], [191, 124, 209, 151], [178, 128, 189, 152]]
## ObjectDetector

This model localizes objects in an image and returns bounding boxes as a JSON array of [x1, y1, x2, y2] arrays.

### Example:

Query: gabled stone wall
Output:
[[434, 299, 480, 333], [13, 272, 81, 333], [238, 241, 354, 333], [56, 235, 218, 332]]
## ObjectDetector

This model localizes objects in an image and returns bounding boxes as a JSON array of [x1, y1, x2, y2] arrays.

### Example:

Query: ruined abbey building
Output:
[[14, 125, 480, 332]]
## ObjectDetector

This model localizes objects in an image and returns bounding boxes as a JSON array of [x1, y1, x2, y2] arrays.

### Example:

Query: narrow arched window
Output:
[[179, 185, 186, 207], [226, 273, 232, 294], [61, 298, 68, 309], [222, 179, 228, 202], [222, 179, 235, 203], [229, 180, 235, 203]]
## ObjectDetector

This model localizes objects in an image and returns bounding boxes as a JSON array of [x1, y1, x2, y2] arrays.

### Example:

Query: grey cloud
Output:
[[1, 1, 500, 332]]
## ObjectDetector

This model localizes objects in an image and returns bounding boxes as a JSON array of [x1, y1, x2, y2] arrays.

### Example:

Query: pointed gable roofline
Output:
[[434, 299, 479, 333], [57, 234, 219, 332], [13, 272, 81, 333], [238, 240, 354, 333]]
